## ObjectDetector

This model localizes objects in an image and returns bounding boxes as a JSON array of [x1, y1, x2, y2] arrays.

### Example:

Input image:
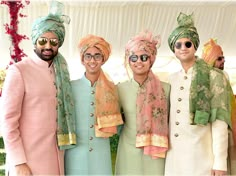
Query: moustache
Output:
[[42, 49, 54, 53]]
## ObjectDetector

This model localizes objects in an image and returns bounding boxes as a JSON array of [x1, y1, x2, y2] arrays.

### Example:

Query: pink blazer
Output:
[[1, 56, 64, 175]]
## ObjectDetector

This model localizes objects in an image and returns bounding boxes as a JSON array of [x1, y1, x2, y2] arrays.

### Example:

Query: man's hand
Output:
[[211, 169, 227, 176], [15, 163, 32, 176]]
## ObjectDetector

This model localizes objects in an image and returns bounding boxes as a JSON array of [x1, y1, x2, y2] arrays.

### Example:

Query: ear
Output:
[[81, 58, 85, 66], [101, 59, 106, 65]]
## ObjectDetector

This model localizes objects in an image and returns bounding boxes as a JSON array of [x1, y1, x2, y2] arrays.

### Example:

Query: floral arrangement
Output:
[[1, 0, 30, 65], [0, 0, 30, 97], [0, 69, 6, 96]]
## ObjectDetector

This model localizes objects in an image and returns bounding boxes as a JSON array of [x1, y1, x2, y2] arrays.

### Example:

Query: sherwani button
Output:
[[177, 110, 181, 113], [180, 86, 184, 90], [90, 113, 94, 117], [174, 133, 179, 137], [90, 125, 94, 128], [89, 137, 93, 140], [89, 148, 93, 152], [176, 121, 180, 125], [178, 98, 182, 102], [90, 102, 94, 106], [91, 91, 95, 94], [184, 76, 188, 80]]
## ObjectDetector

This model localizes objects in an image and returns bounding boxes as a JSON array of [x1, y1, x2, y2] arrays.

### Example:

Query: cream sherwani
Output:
[[165, 68, 228, 176], [1, 55, 64, 175]]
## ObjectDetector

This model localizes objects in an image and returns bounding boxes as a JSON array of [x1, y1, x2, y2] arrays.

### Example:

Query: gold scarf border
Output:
[[57, 133, 77, 146]]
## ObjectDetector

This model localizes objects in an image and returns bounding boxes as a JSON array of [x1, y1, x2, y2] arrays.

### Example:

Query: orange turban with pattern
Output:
[[202, 38, 223, 67], [78, 34, 111, 62]]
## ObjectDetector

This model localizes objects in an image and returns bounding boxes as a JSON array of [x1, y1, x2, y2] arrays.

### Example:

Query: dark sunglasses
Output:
[[175, 41, 192, 49], [37, 37, 59, 47], [129, 54, 150, 62], [217, 56, 225, 61]]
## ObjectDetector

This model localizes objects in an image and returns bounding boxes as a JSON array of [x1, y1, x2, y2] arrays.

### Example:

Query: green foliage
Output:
[[0, 138, 4, 149], [0, 153, 5, 166], [0, 137, 5, 175], [0, 170, 5, 176]]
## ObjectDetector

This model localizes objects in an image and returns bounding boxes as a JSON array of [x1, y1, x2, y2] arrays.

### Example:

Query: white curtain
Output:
[[0, 0, 236, 92]]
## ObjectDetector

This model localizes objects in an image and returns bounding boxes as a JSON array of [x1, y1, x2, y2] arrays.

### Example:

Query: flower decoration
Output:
[[0, 69, 6, 96], [1, 0, 30, 65]]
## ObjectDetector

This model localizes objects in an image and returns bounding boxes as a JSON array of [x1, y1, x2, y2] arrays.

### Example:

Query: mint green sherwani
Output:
[[65, 75, 112, 175]]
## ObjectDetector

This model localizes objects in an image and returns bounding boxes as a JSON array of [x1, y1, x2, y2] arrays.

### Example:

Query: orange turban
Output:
[[78, 34, 111, 62], [202, 38, 223, 67]]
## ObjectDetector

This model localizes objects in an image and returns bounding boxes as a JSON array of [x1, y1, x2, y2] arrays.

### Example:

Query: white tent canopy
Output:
[[0, 0, 236, 92]]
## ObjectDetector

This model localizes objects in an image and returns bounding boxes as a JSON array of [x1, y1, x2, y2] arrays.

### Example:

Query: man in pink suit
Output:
[[1, 2, 76, 175]]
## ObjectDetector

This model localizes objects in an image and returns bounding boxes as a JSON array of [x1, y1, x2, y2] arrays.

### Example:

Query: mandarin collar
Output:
[[31, 52, 53, 68], [180, 66, 193, 75], [131, 78, 141, 87], [81, 73, 97, 87]]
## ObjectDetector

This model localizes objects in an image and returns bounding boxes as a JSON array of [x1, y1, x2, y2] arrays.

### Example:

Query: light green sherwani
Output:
[[115, 79, 170, 175]]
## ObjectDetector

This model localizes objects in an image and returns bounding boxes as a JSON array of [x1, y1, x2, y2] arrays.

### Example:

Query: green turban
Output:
[[31, 1, 70, 47], [168, 12, 200, 53]]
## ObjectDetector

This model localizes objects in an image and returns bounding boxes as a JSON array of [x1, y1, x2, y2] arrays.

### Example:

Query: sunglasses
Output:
[[129, 54, 150, 62], [84, 53, 103, 61], [37, 37, 59, 47], [175, 41, 192, 49], [217, 56, 225, 61]]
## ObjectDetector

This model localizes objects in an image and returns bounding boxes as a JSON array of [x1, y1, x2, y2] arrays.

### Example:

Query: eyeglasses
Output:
[[129, 54, 150, 62], [217, 56, 225, 61], [37, 37, 59, 47], [84, 53, 103, 61], [175, 41, 192, 49]]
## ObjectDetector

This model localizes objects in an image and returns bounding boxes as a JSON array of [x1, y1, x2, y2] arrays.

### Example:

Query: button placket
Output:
[[88, 87, 95, 153]]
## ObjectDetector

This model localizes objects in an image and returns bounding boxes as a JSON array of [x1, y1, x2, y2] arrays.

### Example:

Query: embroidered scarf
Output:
[[95, 70, 123, 137], [54, 53, 77, 149], [136, 71, 168, 159], [190, 59, 232, 128]]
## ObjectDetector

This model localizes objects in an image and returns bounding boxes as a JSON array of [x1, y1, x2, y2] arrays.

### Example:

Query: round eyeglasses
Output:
[[84, 53, 103, 61]]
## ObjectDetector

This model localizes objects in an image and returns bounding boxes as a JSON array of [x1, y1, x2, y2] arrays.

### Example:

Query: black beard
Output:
[[34, 49, 58, 61]]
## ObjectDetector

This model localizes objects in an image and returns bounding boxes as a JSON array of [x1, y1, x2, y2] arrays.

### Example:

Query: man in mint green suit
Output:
[[65, 34, 123, 175]]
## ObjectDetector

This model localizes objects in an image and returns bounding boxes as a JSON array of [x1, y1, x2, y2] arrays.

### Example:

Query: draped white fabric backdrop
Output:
[[0, 0, 236, 92]]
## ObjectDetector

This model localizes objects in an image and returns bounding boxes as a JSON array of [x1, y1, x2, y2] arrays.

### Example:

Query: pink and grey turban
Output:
[[202, 38, 223, 67], [125, 30, 161, 65], [78, 34, 111, 62], [168, 12, 200, 53]]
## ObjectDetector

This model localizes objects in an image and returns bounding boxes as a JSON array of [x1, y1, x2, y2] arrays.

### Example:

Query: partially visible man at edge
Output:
[[202, 38, 236, 175], [1, 2, 76, 175]]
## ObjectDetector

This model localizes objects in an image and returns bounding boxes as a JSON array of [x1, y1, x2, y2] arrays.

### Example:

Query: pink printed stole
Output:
[[136, 71, 168, 159]]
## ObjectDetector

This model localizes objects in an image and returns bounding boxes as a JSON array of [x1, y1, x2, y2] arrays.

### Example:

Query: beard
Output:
[[34, 48, 58, 61], [219, 65, 224, 70]]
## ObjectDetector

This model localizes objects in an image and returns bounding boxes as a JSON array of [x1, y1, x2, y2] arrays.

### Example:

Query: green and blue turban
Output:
[[31, 2, 70, 47], [168, 12, 200, 53]]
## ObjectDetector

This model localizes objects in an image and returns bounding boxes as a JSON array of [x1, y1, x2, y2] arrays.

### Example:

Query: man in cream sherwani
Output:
[[1, 2, 76, 175], [165, 12, 232, 176]]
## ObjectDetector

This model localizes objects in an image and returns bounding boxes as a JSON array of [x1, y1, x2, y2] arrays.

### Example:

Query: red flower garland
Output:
[[1, 0, 30, 65]]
